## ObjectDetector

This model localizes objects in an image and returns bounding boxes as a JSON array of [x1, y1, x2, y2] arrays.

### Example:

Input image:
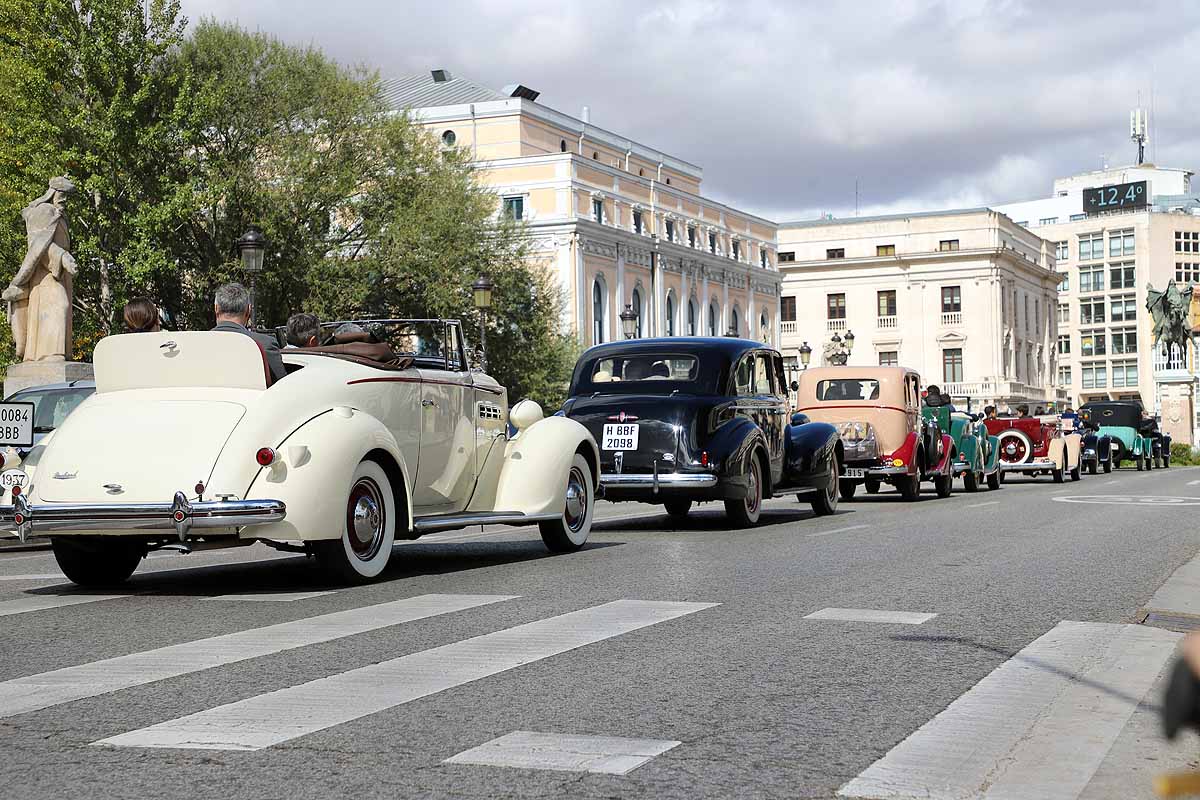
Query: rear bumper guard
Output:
[[1000, 458, 1057, 473], [599, 472, 719, 493], [2, 491, 286, 543]]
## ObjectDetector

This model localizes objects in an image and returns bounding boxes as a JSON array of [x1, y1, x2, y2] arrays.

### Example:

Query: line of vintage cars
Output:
[[0, 322, 1173, 587]]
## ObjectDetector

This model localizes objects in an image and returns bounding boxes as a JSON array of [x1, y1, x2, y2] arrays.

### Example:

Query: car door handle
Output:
[[422, 398, 438, 408]]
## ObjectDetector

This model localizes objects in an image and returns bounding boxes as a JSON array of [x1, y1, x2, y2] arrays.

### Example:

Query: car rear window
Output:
[[591, 355, 698, 384], [816, 379, 880, 401], [9, 387, 94, 432]]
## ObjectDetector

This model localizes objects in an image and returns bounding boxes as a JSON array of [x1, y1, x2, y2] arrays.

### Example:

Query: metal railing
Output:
[[941, 312, 963, 326], [780, 321, 797, 334], [877, 315, 897, 329], [827, 319, 847, 332]]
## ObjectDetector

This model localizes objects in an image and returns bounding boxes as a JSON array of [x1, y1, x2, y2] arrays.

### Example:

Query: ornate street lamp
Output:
[[472, 274, 495, 371], [620, 304, 639, 339], [844, 330, 855, 351], [237, 226, 266, 322], [829, 332, 848, 366], [799, 341, 812, 369]]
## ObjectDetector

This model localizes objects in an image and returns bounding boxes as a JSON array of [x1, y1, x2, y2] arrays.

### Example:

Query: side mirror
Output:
[[790, 412, 810, 426], [790, 380, 799, 392]]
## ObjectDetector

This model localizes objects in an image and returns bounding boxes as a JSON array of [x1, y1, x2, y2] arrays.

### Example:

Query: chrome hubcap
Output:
[[347, 478, 385, 560], [746, 462, 760, 513], [565, 467, 588, 532]]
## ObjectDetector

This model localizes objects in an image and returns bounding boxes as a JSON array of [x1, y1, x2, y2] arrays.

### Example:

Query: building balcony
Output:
[[941, 312, 962, 326], [877, 315, 897, 329], [942, 378, 1049, 403], [827, 319, 847, 332], [780, 321, 797, 334]]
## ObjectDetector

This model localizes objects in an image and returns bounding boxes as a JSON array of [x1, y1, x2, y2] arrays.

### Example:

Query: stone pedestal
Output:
[[1157, 374, 1195, 447], [3, 360, 93, 398]]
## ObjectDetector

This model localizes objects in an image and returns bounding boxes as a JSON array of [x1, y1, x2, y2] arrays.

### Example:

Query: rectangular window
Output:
[[1079, 266, 1104, 293], [1109, 229, 1134, 257], [760, 248, 768, 268], [1082, 363, 1108, 389], [1057, 334, 1070, 355], [1176, 231, 1200, 253], [778, 251, 796, 262], [877, 243, 896, 256], [502, 196, 524, 221], [1070, 213, 1087, 221], [939, 239, 960, 251], [1177, 262, 1200, 285], [781, 296, 796, 322], [1057, 273, 1069, 292], [1109, 263, 1135, 289], [877, 290, 897, 317], [878, 351, 899, 367], [1057, 365, 1072, 386], [1078, 233, 1103, 260], [632, 209, 643, 234], [1080, 299, 1105, 325], [827, 293, 846, 320], [941, 286, 962, 313], [688, 226, 696, 248], [1081, 333, 1106, 356], [1111, 360, 1138, 388], [826, 248, 845, 259], [1056, 241, 1069, 261], [593, 198, 604, 223], [1110, 295, 1136, 322], [942, 348, 964, 383], [708, 232, 717, 254], [1057, 303, 1070, 324], [1040, 217, 1058, 225], [665, 219, 674, 242], [732, 240, 740, 260], [1111, 328, 1137, 354]]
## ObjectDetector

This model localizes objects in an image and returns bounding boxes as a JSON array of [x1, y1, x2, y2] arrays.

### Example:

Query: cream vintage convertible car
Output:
[[1, 320, 599, 585]]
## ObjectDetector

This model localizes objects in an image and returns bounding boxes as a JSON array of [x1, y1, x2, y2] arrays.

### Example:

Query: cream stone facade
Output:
[[995, 164, 1200, 420], [777, 209, 1059, 409], [385, 72, 781, 346]]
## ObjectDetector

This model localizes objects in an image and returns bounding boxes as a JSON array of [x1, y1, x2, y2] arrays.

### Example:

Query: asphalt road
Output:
[[2, 465, 1200, 799]]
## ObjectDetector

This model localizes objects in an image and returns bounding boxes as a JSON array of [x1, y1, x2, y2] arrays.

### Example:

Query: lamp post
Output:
[[237, 226, 266, 323], [829, 331, 854, 366], [799, 341, 812, 370], [472, 274, 494, 371], [620, 304, 639, 339]]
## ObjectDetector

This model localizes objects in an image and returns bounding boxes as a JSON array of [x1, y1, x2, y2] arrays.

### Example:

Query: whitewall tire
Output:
[[316, 460, 396, 582], [540, 453, 594, 552]]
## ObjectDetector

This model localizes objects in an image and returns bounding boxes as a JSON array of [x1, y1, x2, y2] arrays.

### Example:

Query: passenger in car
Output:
[[212, 283, 286, 383], [122, 297, 161, 333], [284, 312, 397, 364]]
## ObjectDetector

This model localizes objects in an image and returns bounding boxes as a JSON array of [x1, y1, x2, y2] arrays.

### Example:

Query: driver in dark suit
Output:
[[922, 384, 957, 413], [212, 283, 286, 383]]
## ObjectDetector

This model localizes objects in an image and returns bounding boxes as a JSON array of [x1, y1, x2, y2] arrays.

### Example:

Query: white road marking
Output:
[[205, 591, 336, 602], [0, 593, 513, 719], [444, 731, 681, 775], [0, 550, 57, 563], [96, 599, 717, 751], [1051, 488, 1073, 494], [1145, 552, 1200, 618], [1054, 495, 1200, 507], [838, 621, 1179, 800], [965, 500, 1000, 508], [806, 525, 868, 538], [804, 608, 936, 625], [1188, 479, 1200, 486], [0, 574, 64, 581], [0, 592, 126, 617], [1103, 479, 1119, 485]]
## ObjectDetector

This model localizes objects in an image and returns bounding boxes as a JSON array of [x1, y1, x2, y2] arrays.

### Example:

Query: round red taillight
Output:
[[255, 447, 276, 467], [10, 484, 20, 497], [13, 513, 23, 525], [194, 482, 205, 496], [173, 510, 185, 522]]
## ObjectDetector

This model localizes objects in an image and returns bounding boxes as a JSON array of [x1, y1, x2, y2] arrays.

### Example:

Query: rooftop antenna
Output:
[[1131, 106, 1148, 166]]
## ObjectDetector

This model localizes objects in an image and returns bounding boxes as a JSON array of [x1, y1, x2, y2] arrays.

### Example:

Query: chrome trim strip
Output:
[[411, 511, 561, 533], [600, 473, 719, 489], [999, 459, 1056, 472], [0, 496, 285, 542]]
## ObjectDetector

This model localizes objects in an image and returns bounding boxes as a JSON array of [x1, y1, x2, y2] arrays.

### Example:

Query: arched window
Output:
[[631, 288, 643, 338], [666, 292, 676, 336], [560, 139, 567, 153], [731, 307, 740, 337], [592, 279, 606, 345], [708, 303, 717, 336], [687, 299, 696, 336], [760, 311, 769, 343]]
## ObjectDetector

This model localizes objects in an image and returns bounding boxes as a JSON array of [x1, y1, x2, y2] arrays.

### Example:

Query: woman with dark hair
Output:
[[122, 297, 161, 333]]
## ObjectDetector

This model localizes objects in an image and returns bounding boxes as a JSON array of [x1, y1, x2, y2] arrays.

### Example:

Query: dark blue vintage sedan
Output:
[[561, 338, 843, 526]]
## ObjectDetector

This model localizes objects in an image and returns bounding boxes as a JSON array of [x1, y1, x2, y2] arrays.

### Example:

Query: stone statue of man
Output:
[[4, 177, 78, 362]]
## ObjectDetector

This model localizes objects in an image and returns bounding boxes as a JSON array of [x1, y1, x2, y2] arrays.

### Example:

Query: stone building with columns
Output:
[[384, 71, 782, 345]]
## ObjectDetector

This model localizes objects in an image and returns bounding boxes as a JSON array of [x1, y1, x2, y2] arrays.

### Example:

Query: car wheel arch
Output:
[[363, 447, 412, 535], [575, 441, 600, 490]]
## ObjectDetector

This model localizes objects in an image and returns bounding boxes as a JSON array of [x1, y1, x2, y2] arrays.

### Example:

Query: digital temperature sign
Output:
[[1083, 181, 1148, 214]]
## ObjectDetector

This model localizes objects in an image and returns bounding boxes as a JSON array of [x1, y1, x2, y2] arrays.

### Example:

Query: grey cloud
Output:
[[180, 0, 1200, 221]]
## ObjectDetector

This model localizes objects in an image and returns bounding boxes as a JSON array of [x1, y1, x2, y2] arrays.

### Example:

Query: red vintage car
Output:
[[982, 415, 1082, 482]]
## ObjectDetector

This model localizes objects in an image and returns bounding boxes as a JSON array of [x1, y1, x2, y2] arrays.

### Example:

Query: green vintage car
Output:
[[920, 401, 1002, 491], [1078, 401, 1169, 470]]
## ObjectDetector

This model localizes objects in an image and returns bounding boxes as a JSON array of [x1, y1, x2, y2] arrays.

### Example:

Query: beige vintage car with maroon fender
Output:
[[2, 320, 599, 586]]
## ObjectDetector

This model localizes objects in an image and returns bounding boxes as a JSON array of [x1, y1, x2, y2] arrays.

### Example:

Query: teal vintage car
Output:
[[920, 401, 1001, 491], [1078, 401, 1169, 470]]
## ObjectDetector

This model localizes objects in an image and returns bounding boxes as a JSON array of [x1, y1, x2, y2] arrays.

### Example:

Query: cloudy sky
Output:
[[181, 0, 1200, 222]]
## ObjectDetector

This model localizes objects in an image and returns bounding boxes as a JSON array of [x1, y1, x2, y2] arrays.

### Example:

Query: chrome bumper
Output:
[[599, 472, 719, 492], [1000, 459, 1057, 473], [856, 466, 909, 477], [2, 491, 286, 543], [952, 461, 970, 475]]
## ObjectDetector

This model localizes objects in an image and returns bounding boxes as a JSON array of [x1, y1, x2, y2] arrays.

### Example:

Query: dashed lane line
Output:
[[838, 621, 1179, 800], [0, 592, 127, 617], [806, 525, 868, 538], [204, 591, 337, 603], [96, 599, 718, 751], [0, 593, 515, 719], [965, 501, 1000, 508]]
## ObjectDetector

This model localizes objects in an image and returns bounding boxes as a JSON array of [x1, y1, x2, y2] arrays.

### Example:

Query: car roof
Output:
[[579, 337, 775, 361]]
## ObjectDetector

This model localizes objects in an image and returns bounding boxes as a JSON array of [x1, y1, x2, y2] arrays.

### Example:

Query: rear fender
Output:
[[1046, 437, 1066, 470], [783, 422, 839, 485], [885, 431, 920, 475], [933, 434, 955, 473], [1064, 433, 1082, 468], [706, 418, 768, 485], [957, 435, 979, 471], [238, 408, 412, 542], [494, 416, 599, 516]]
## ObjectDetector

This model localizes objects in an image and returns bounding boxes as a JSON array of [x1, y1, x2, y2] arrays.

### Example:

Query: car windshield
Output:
[[816, 379, 881, 401], [319, 320, 464, 370], [8, 387, 94, 432]]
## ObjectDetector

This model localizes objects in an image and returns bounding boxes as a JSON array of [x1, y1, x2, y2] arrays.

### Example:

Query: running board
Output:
[[412, 511, 561, 534]]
